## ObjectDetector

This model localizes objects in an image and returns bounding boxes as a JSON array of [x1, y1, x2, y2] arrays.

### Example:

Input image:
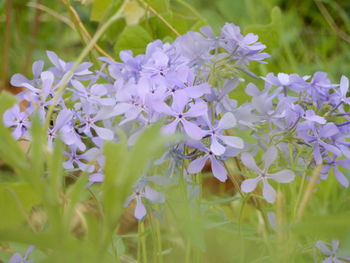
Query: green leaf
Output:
[[244, 6, 282, 51], [90, 0, 114, 22], [0, 182, 40, 229], [114, 25, 152, 59], [145, 0, 170, 14]]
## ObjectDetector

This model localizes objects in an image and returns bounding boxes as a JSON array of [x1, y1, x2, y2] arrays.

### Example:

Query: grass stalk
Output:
[[1, 0, 13, 91], [140, 221, 148, 263], [137, 0, 181, 37], [22, 0, 42, 75], [296, 164, 323, 222], [60, 0, 114, 60]]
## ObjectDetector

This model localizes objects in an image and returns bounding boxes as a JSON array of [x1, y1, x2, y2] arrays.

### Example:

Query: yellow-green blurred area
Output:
[[1, 0, 350, 91]]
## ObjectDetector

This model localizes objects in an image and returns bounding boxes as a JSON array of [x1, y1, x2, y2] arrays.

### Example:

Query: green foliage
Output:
[[244, 7, 282, 52], [90, 0, 116, 21], [0, 182, 40, 229], [114, 24, 153, 58]]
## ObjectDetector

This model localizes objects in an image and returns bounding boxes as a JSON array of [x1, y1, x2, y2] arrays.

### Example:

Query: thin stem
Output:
[[1, 0, 12, 91], [44, 0, 129, 130], [26, 2, 75, 30], [137, 0, 181, 37], [140, 221, 148, 263], [296, 164, 323, 222], [314, 0, 350, 44], [60, 0, 114, 60], [175, 0, 206, 24], [155, 217, 163, 263], [22, 0, 43, 75]]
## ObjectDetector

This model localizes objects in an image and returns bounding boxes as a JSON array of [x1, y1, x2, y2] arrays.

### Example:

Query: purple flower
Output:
[[220, 23, 270, 64], [79, 105, 114, 141], [63, 146, 100, 173], [297, 122, 342, 164], [3, 105, 31, 139], [240, 146, 295, 203], [153, 91, 207, 140], [11, 60, 44, 88], [321, 157, 350, 188], [204, 112, 244, 155], [46, 50, 93, 79], [331, 75, 350, 108], [174, 31, 212, 65], [9, 246, 34, 263], [307, 72, 337, 107], [187, 141, 228, 182], [124, 182, 165, 220], [316, 240, 350, 263], [168, 71, 211, 99], [264, 72, 307, 94], [48, 109, 73, 148], [70, 80, 115, 106]]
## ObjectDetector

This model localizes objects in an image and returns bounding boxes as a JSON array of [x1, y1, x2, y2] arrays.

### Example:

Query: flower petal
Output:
[[268, 170, 295, 183], [241, 177, 260, 193], [181, 119, 205, 140], [135, 197, 147, 220], [262, 179, 276, 203], [210, 136, 226, 155], [184, 101, 207, 117], [241, 152, 260, 173], [93, 126, 114, 140], [217, 112, 237, 130], [210, 156, 227, 182], [316, 240, 332, 255], [161, 120, 179, 135], [144, 186, 165, 203], [188, 155, 208, 174], [334, 167, 349, 188], [220, 135, 244, 149], [263, 146, 277, 170]]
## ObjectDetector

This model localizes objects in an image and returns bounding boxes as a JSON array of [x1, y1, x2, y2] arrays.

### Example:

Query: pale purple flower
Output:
[[9, 246, 34, 263], [297, 122, 342, 164], [240, 146, 295, 203], [264, 72, 307, 94], [316, 240, 350, 263], [153, 91, 207, 140], [321, 157, 350, 187], [174, 31, 212, 65], [3, 105, 31, 139], [187, 141, 228, 182], [46, 50, 93, 79], [11, 60, 44, 87], [47, 109, 73, 148], [70, 80, 115, 106], [79, 105, 114, 141], [125, 182, 165, 220], [204, 112, 244, 155], [331, 75, 350, 109], [307, 72, 337, 107], [63, 146, 100, 173]]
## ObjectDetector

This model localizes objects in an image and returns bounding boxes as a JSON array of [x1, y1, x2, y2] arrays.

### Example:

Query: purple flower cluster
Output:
[[5, 22, 350, 217]]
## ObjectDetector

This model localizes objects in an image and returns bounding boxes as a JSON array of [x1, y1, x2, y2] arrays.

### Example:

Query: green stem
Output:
[[44, 0, 129, 130], [296, 164, 323, 222], [140, 221, 148, 263], [2, 0, 12, 91], [155, 218, 163, 263]]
